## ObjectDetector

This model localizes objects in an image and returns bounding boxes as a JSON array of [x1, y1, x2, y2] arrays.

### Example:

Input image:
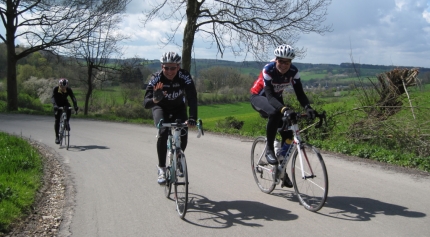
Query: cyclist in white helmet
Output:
[[144, 51, 198, 185], [51, 78, 78, 144], [250, 44, 317, 188]]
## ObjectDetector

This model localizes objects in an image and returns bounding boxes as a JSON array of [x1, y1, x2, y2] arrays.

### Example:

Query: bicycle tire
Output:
[[164, 152, 173, 198], [174, 152, 188, 219], [291, 143, 328, 212], [65, 122, 70, 150], [251, 136, 276, 194]]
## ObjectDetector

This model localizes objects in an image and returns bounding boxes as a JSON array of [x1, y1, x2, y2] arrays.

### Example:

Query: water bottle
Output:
[[279, 138, 293, 157]]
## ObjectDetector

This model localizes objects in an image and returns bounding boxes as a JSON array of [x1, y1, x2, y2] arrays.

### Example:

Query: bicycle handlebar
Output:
[[56, 106, 78, 115], [156, 118, 204, 138], [278, 110, 327, 132]]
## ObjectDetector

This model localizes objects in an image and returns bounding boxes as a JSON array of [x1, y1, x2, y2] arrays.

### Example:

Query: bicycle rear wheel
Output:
[[174, 152, 188, 219], [291, 143, 328, 212], [251, 136, 276, 194]]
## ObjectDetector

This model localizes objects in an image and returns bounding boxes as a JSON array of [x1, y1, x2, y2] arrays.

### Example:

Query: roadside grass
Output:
[[0, 132, 43, 233]]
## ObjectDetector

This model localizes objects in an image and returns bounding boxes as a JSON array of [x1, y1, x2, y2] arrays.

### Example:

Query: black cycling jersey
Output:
[[144, 69, 198, 120], [51, 86, 77, 108]]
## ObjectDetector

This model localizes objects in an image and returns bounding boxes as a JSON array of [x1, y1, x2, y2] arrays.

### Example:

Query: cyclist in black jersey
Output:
[[51, 78, 78, 144], [250, 45, 317, 187], [144, 51, 198, 185]]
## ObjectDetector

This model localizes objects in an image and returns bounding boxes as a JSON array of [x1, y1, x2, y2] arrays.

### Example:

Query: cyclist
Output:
[[51, 78, 78, 144], [250, 44, 316, 188], [144, 51, 198, 185]]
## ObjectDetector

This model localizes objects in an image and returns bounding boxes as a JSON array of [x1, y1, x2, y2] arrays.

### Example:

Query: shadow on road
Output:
[[319, 196, 426, 221], [181, 193, 298, 228], [66, 145, 110, 151], [266, 190, 426, 221]]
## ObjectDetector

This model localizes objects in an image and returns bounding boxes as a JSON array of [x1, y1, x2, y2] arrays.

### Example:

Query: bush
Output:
[[17, 93, 44, 111]]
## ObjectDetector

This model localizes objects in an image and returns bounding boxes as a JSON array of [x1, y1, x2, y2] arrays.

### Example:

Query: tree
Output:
[[0, 0, 130, 111], [141, 0, 332, 72], [67, 13, 130, 115]]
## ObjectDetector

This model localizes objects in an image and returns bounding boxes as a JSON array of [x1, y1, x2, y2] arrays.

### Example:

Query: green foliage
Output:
[[17, 93, 44, 111], [0, 133, 43, 233], [215, 116, 244, 130]]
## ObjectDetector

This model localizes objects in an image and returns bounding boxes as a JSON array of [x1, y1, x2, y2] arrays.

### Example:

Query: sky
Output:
[[117, 0, 430, 68], [2, 0, 430, 68]]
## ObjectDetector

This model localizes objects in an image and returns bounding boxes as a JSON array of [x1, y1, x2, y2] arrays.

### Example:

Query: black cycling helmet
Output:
[[160, 52, 182, 64], [59, 78, 68, 87]]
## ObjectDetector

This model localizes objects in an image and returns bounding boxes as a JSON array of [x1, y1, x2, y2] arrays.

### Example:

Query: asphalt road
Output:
[[1, 113, 430, 237]]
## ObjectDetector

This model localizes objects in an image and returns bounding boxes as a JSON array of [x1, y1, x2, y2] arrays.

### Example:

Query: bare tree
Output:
[[68, 13, 130, 115], [0, 0, 130, 111], [141, 0, 332, 72]]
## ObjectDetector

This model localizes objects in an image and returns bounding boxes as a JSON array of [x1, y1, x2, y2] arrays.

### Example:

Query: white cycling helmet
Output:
[[59, 78, 68, 87], [160, 52, 182, 64], [274, 44, 295, 59]]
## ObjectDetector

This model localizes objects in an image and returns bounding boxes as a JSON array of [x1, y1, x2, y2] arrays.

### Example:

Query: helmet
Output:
[[274, 44, 295, 59], [160, 52, 182, 64], [59, 78, 68, 87]]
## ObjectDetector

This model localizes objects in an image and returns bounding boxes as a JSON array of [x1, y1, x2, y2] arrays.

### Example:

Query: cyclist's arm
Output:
[[143, 74, 160, 109], [263, 81, 284, 112], [67, 88, 78, 108], [184, 77, 198, 120], [51, 87, 58, 107]]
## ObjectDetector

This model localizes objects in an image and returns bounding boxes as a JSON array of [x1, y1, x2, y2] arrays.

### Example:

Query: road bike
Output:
[[251, 111, 328, 212], [156, 118, 204, 219], [57, 106, 77, 150]]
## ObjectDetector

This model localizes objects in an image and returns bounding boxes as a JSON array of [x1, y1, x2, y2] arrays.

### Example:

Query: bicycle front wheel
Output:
[[64, 126, 70, 150], [251, 136, 276, 194], [174, 152, 188, 219], [164, 152, 173, 198], [291, 143, 328, 212]]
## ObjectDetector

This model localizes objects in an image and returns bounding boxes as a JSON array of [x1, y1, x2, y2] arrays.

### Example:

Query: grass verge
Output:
[[0, 132, 43, 233]]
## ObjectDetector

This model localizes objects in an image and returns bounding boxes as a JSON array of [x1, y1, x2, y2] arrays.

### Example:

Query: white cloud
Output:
[[424, 9, 430, 23]]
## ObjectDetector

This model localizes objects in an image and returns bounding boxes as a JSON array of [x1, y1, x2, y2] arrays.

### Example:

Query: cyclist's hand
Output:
[[53, 105, 58, 112], [186, 119, 196, 127], [305, 105, 316, 120], [153, 82, 165, 103]]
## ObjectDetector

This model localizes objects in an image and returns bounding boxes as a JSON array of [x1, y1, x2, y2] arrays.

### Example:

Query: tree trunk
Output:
[[182, 0, 199, 72], [6, 45, 18, 111], [5, 0, 18, 111], [84, 65, 94, 115]]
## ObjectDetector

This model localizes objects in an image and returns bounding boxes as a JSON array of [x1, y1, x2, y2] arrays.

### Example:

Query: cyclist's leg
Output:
[[172, 109, 188, 151], [251, 94, 282, 163], [153, 106, 169, 167], [54, 111, 61, 143]]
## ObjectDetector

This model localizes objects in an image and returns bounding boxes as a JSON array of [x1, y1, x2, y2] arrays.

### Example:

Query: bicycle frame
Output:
[[276, 112, 326, 184]]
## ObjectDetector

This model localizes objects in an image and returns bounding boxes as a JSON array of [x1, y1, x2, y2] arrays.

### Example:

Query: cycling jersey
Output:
[[144, 69, 197, 120], [250, 61, 309, 111], [51, 86, 77, 108]]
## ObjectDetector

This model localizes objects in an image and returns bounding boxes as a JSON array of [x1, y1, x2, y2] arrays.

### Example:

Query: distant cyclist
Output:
[[250, 44, 317, 187], [144, 51, 198, 185], [51, 78, 78, 144]]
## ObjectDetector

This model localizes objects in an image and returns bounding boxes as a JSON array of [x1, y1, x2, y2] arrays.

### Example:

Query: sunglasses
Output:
[[162, 66, 178, 71], [277, 59, 292, 65]]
